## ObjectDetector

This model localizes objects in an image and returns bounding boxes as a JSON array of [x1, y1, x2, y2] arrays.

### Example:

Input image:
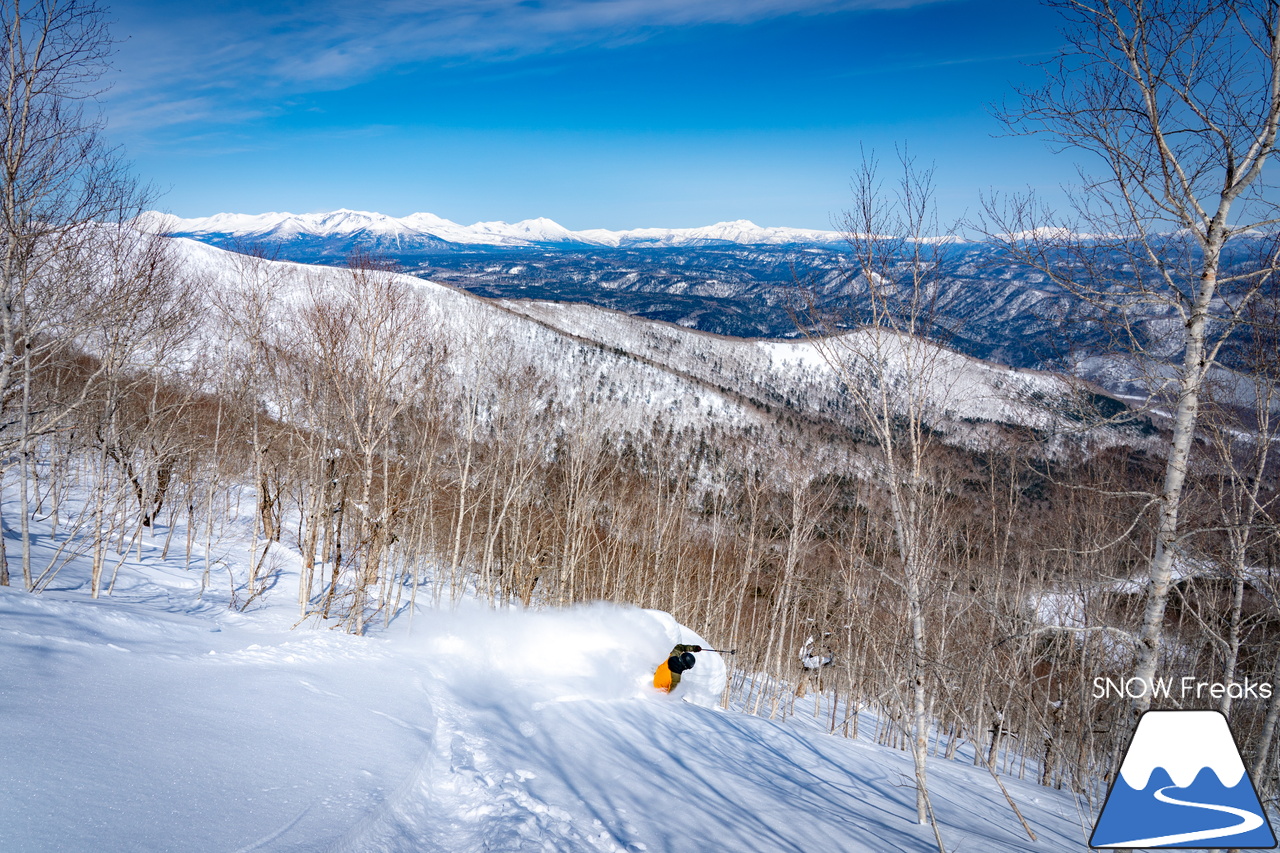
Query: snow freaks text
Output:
[[1093, 676, 1274, 701]]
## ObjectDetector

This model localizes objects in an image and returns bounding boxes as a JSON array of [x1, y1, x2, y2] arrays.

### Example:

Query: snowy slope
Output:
[[0, 488, 1093, 853]]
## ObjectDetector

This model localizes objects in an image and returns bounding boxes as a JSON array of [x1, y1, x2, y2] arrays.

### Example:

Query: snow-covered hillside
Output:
[[171, 237, 1138, 453], [172, 237, 775, 438], [0, 486, 1093, 852], [149, 209, 847, 249], [499, 298, 1150, 451]]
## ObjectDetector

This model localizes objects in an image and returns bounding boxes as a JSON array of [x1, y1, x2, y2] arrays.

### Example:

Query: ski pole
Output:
[[699, 647, 737, 654]]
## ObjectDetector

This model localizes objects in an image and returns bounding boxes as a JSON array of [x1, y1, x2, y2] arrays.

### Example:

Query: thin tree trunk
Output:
[[1253, 651, 1280, 792], [1132, 255, 1218, 716], [0, 471, 9, 587]]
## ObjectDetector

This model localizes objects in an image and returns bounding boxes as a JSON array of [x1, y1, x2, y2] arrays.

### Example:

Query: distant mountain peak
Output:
[[151, 209, 847, 249]]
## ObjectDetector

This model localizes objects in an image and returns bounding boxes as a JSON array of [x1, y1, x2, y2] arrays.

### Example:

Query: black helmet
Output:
[[667, 654, 686, 673], [679, 651, 696, 671]]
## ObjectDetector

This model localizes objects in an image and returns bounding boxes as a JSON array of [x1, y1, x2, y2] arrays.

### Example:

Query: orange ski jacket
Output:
[[653, 659, 674, 692], [653, 644, 702, 693]]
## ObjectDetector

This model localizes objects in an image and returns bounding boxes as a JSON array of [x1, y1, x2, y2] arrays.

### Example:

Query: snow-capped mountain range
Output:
[[151, 209, 1271, 413], [147, 208, 847, 249]]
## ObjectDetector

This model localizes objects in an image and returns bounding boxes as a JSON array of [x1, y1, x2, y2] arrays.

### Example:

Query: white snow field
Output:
[[1, 492, 1093, 852]]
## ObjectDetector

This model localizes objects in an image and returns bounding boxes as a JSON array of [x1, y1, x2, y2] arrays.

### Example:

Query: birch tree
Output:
[[989, 0, 1280, 717], [807, 152, 957, 846], [0, 1, 191, 595], [295, 255, 441, 632], [0, 0, 149, 588]]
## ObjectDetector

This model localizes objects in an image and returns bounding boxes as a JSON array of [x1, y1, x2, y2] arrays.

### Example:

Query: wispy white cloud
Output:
[[828, 48, 1053, 78], [107, 0, 950, 131]]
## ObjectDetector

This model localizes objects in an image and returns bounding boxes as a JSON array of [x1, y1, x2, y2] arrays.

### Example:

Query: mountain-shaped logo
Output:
[[1090, 710, 1276, 848]]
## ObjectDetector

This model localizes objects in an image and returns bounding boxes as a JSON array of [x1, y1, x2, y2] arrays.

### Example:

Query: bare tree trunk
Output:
[[0, 471, 9, 587], [992, 2, 1280, 727], [1132, 250, 1219, 713], [803, 151, 958, 838], [1254, 650, 1280, 792]]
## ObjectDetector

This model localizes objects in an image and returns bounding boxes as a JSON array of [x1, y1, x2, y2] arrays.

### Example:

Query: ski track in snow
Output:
[[1, 487, 1095, 852]]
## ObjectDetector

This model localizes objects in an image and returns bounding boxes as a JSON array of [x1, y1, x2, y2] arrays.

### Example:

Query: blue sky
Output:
[[104, 0, 1072, 231]]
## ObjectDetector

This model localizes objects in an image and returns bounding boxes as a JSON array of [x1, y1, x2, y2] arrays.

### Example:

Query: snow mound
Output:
[[411, 602, 727, 708], [643, 607, 727, 707]]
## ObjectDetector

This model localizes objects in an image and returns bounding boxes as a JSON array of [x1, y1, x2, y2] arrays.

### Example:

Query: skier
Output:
[[653, 644, 702, 693]]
